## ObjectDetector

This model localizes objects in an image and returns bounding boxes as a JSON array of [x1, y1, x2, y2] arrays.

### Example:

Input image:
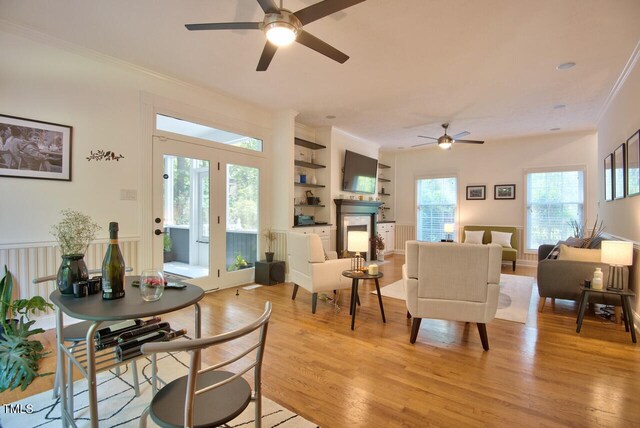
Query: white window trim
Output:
[[523, 164, 587, 252], [414, 173, 460, 242]]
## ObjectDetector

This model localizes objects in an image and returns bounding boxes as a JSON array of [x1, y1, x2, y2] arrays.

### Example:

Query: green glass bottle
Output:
[[102, 222, 126, 300]]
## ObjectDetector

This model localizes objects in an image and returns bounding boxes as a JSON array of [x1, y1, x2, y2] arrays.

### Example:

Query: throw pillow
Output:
[[546, 242, 563, 259], [565, 237, 586, 248], [464, 230, 484, 244], [557, 244, 601, 262], [491, 231, 512, 248]]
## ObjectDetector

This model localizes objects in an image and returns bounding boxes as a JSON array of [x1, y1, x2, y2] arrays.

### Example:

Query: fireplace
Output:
[[334, 199, 382, 259]]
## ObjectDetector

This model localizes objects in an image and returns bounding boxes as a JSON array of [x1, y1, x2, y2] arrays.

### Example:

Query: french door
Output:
[[152, 136, 263, 290]]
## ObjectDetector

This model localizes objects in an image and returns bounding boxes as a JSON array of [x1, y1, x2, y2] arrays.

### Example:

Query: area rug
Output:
[[1, 352, 317, 428], [373, 274, 535, 324]]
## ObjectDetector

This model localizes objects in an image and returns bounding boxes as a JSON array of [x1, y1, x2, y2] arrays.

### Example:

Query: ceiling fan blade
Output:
[[295, 31, 349, 63], [411, 142, 435, 148], [455, 139, 484, 144], [257, 0, 279, 14], [257, 42, 278, 71], [451, 131, 470, 139], [294, 0, 367, 26], [185, 22, 261, 31], [417, 135, 438, 140]]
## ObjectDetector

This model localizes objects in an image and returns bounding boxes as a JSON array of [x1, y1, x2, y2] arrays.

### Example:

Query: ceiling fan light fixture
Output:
[[265, 22, 297, 46], [438, 141, 452, 150]]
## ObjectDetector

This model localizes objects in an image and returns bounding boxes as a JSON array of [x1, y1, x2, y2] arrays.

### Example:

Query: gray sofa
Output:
[[537, 244, 621, 312]]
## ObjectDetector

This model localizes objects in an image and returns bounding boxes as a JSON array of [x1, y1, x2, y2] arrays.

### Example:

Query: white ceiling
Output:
[[2, 0, 640, 149]]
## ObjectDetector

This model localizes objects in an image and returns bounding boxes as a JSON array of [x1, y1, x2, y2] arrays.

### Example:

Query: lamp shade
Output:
[[601, 240, 633, 266], [348, 231, 369, 252], [444, 223, 455, 234]]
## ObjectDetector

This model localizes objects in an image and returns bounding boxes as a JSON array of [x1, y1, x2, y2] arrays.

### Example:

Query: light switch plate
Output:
[[120, 189, 137, 201]]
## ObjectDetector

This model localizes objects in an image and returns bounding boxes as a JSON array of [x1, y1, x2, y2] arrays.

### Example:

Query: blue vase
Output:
[[57, 254, 89, 295]]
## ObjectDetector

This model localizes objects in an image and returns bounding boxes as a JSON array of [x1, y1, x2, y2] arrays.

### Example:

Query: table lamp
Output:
[[444, 223, 455, 242], [348, 231, 369, 272], [601, 240, 633, 290]]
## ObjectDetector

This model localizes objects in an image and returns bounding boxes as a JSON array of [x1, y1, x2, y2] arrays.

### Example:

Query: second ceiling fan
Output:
[[185, 0, 367, 71], [413, 123, 484, 150]]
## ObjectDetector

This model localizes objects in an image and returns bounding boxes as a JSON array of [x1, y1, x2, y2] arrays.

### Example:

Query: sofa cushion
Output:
[[491, 231, 512, 248], [464, 230, 485, 244], [546, 237, 588, 260], [557, 244, 601, 262]]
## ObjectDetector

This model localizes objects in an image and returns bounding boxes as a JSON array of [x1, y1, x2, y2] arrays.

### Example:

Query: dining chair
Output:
[[138, 301, 272, 428]]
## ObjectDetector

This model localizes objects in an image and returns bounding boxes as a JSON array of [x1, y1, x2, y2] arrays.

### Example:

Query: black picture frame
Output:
[[466, 185, 486, 200], [0, 114, 72, 181], [494, 184, 516, 200], [604, 153, 614, 201], [614, 143, 626, 199], [626, 130, 639, 197]]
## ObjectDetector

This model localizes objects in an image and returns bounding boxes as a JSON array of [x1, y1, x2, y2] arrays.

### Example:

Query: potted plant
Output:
[[229, 254, 253, 271], [0, 266, 53, 392], [50, 209, 101, 294], [263, 227, 277, 262], [163, 233, 173, 263], [371, 233, 385, 261]]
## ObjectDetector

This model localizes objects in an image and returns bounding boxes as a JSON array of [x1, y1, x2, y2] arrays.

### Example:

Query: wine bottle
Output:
[[116, 328, 187, 362], [102, 222, 126, 300], [95, 317, 161, 350], [116, 322, 171, 343]]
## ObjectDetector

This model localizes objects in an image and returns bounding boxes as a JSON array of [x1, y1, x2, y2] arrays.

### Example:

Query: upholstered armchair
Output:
[[287, 232, 352, 313], [403, 241, 502, 350]]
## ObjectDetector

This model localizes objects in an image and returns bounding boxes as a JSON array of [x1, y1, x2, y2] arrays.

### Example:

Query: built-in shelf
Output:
[[294, 137, 326, 150], [378, 192, 391, 196], [294, 204, 326, 208], [378, 163, 391, 169], [294, 182, 325, 188], [294, 160, 326, 169], [378, 178, 391, 183]]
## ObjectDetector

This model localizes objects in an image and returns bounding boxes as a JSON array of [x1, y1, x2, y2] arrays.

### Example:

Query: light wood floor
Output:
[[4, 254, 640, 427]]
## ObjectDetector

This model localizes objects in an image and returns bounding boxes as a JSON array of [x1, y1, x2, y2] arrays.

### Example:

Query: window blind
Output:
[[416, 177, 457, 242]]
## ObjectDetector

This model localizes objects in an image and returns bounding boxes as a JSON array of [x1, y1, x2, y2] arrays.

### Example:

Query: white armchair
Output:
[[403, 241, 502, 350], [287, 232, 352, 313]]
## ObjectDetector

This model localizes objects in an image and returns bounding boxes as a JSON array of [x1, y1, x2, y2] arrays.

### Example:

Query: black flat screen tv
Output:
[[342, 150, 378, 194]]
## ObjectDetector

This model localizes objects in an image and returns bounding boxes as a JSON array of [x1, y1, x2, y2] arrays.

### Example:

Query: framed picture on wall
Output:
[[0, 114, 72, 181], [626, 130, 639, 197], [494, 184, 516, 200], [614, 143, 626, 199], [604, 153, 614, 201], [466, 185, 486, 200]]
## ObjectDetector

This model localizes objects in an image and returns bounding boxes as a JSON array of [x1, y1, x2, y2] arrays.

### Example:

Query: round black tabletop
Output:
[[50, 276, 204, 321], [342, 270, 384, 280]]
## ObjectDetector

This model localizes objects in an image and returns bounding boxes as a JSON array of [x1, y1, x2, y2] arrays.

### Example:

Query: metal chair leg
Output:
[[131, 360, 140, 397], [139, 405, 150, 428]]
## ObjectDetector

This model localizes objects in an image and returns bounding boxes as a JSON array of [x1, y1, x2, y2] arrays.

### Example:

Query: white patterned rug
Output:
[[374, 274, 535, 324], [1, 352, 317, 428]]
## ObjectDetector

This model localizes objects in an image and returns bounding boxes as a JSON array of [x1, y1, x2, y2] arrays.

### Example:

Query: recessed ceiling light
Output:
[[553, 104, 566, 109], [550, 127, 562, 131], [398, 147, 404, 150], [325, 115, 336, 119], [556, 62, 576, 70]]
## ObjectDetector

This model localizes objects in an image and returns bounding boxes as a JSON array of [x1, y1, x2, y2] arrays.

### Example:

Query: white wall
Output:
[[597, 50, 640, 242], [0, 27, 273, 249], [393, 131, 599, 242]]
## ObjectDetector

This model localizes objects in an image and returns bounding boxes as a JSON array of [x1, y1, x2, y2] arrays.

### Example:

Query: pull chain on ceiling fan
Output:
[[185, 0, 367, 71], [412, 123, 485, 150]]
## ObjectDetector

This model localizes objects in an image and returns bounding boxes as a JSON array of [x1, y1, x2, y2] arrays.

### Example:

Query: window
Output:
[[416, 176, 457, 242], [526, 168, 584, 250], [156, 114, 263, 152]]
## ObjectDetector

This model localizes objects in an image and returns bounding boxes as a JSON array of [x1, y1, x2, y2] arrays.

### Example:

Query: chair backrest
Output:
[[287, 232, 325, 273], [141, 301, 272, 427], [463, 225, 518, 249], [405, 241, 502, 302]]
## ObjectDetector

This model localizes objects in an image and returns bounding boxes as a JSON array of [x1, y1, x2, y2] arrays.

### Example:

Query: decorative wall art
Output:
[[494, 184, 516, 200], [0, 114, 72, 181], [86, 149, 125, 162], [466, 185, 486, 200], [604, 153, 614, 201], [614, 143, 626, 199], [626, 130, 639, 197]]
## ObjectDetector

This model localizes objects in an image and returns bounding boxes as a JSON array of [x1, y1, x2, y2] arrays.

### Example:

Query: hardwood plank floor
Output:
[[3, 254, 640, 427]]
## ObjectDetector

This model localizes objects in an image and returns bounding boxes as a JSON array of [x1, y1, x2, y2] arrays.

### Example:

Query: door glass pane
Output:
[[163, 155, 209, 278], [226, 164, 259, 272]]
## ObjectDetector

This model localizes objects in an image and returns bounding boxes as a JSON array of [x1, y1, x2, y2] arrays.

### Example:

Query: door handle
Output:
[[154, 229, 164, 236]]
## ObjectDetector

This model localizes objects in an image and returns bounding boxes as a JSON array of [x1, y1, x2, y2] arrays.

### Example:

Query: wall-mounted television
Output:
[[342, 150, 378, 194]]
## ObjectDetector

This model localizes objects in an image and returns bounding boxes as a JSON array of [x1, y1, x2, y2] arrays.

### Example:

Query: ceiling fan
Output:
[[412, 123, 484, 150], [185, 0, 367, 71]]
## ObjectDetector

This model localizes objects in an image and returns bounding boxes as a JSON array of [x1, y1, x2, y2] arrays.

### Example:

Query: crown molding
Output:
[[597, 39, 640, 123]]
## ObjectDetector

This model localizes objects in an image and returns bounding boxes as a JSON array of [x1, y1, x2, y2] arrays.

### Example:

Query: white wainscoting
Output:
[[0, 239, 140, 330]]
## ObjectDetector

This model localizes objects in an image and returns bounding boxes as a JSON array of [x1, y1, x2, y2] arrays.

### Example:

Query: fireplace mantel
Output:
[[334, 199, 382, 257]]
